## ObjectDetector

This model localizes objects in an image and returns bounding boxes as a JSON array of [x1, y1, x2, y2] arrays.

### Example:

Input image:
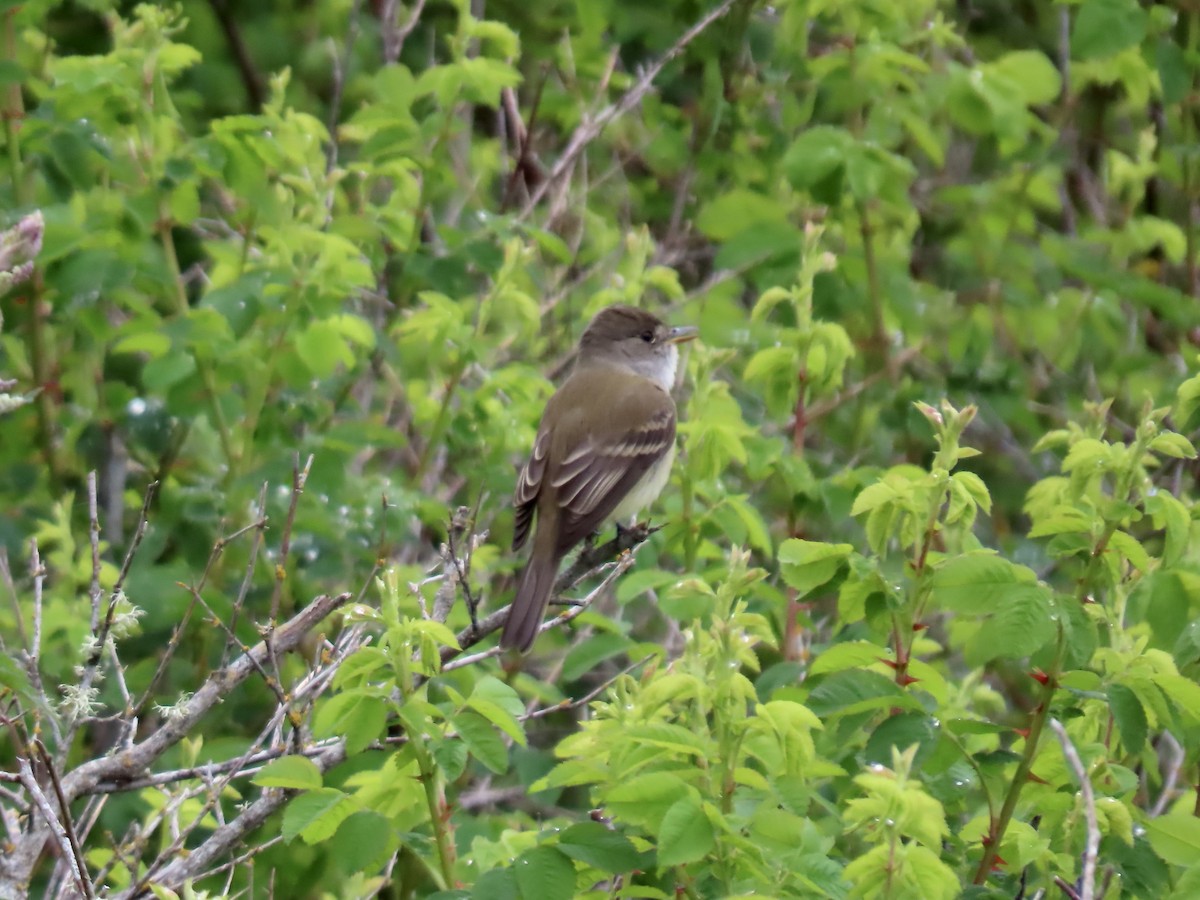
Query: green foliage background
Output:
[[4, 0, 1200, 897]]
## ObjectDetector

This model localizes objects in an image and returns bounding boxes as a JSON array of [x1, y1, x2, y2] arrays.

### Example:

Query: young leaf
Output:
[[656, 795, 715, 867], [512, 847, 575, 900], [253, 755, 323, 790], [778, 539, 853, 596]]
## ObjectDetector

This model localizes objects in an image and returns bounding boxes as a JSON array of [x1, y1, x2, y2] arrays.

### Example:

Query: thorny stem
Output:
[[972, 521, 1116, 882]]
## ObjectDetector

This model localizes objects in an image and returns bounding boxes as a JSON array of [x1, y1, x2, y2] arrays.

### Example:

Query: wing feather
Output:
[[551, 405, 676, 552], [512, 428, 550, 551]]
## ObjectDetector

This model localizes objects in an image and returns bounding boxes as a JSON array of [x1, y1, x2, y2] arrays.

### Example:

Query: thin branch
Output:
[[1049, 719, 1099, 900], [1150, 730, 1185, 817], [74, 479, 157, 729], [206, 0, 266, 110], [324, 0, 363, 179], [17, 757, 93, 899], [33, 740, 93, 899], [381, 0, 429, 65], [518, 0, 739, 218], [443, 545, 641, 671], [123, 740, 349, 897], [62, 592, 353, 804]]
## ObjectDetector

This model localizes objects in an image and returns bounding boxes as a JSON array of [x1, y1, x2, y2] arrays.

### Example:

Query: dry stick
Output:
[[381, 0, 429, 65], [206, 0, 266, 109], [87, 739, 344, 794], [324, 0, 363, 180], [25, 539, 64, 751], [518, 0, 739, 219], [33, 739, 94, 900], [131, 514, 267, 719], [62, 592, 353, 804], [269, 454, 313, 624], [443, 549, 641, 672], [1150, 731, 1185, 817], [439, 523, 654, 666], [70, 480, 158, 752], [123, 739, 349, 897], [523, 654, 654, 721], [225, 481, 270, 661], [86, 471, 102, 630], [123, 607, 363, 893], [17, 757, 93, 899], [1049, 720, 1099, 900]]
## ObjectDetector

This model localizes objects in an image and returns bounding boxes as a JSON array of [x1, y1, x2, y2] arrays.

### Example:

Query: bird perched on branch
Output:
[[501, 305, 697, 652]]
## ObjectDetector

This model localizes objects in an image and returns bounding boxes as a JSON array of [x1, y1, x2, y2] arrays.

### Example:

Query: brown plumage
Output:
[[501, 306, 694, 652]]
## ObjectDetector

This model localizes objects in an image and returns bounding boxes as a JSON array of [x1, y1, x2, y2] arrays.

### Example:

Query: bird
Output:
[[500, 304, 697, 652]]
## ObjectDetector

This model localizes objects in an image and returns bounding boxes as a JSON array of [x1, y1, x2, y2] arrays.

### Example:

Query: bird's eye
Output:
[[640, 330, 655, 343]]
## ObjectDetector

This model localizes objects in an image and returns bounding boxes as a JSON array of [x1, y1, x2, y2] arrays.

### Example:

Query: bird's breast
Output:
[[610, 444, 676, 522]]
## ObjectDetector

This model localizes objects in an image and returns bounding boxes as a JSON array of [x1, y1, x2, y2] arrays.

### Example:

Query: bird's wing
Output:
[[547, 375, 677, 553], [512, 426, 550, 552]]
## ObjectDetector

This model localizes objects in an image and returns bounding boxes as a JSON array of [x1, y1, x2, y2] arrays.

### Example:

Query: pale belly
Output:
[[610, 444, 676, 522]]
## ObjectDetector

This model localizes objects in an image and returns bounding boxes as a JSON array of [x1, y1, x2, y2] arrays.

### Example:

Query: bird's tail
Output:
[[501, 537, 559, 653]]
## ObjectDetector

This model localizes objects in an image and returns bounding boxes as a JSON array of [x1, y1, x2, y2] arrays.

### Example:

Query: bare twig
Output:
[[75, 480, 158, 720], [206, 0, 266, 109], [324, 0, 363, 179], [270, 454, 313, 624], [519, 0, 739, 218], [1050, 719, 1098, 900], [1151, 731, 1185, 817], [124, 739, 350, 897], [443, 544, 641, 671], [33, 740, 93, 899], [64, 592, 353, 803], [380, 0, 429, 65], [17, 757, 93, 899]]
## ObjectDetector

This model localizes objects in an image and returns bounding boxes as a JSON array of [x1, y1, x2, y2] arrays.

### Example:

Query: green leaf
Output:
[[784, 126, 854, 198], [1145, 813, 1200, 866], [468, 676, 527, 745], [471, 869, 517, 900], [556, 822, 642, 874], [331, 811, 399, 875], [809, 641, 890, 676], [561, 633, 631, 682], [313, 692, 388, 754], [113, 331, 171, 358], [604, 773, 689, 830], [142, 352, 196, 392], [988, 50, 1061, 105], [513, 847, 575, 900], [1146, 492, 1191, 568], [1107, 530, 1151, 573], [1176, 372, 1200, 426], [806, 670, 923, 717], [1071, 0, 1148, 61], [296, 320, 356, 378], [928, 553, 1043, 613], [451, 710, 509, 774], [1150, 432, 1198, 460], [778, 539, 853, 596], [1107, 683, 1148, 755], [656, 796, 714, 867], [1154, 673, 1200, 723], [282, 788, 358, 844], [964, 587, 1055, 663], [695, 189, 791, 242], [253, 755, 323, 790]]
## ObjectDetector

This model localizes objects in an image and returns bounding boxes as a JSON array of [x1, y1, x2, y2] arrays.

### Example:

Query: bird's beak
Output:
[[666, 325, 698, 344]]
